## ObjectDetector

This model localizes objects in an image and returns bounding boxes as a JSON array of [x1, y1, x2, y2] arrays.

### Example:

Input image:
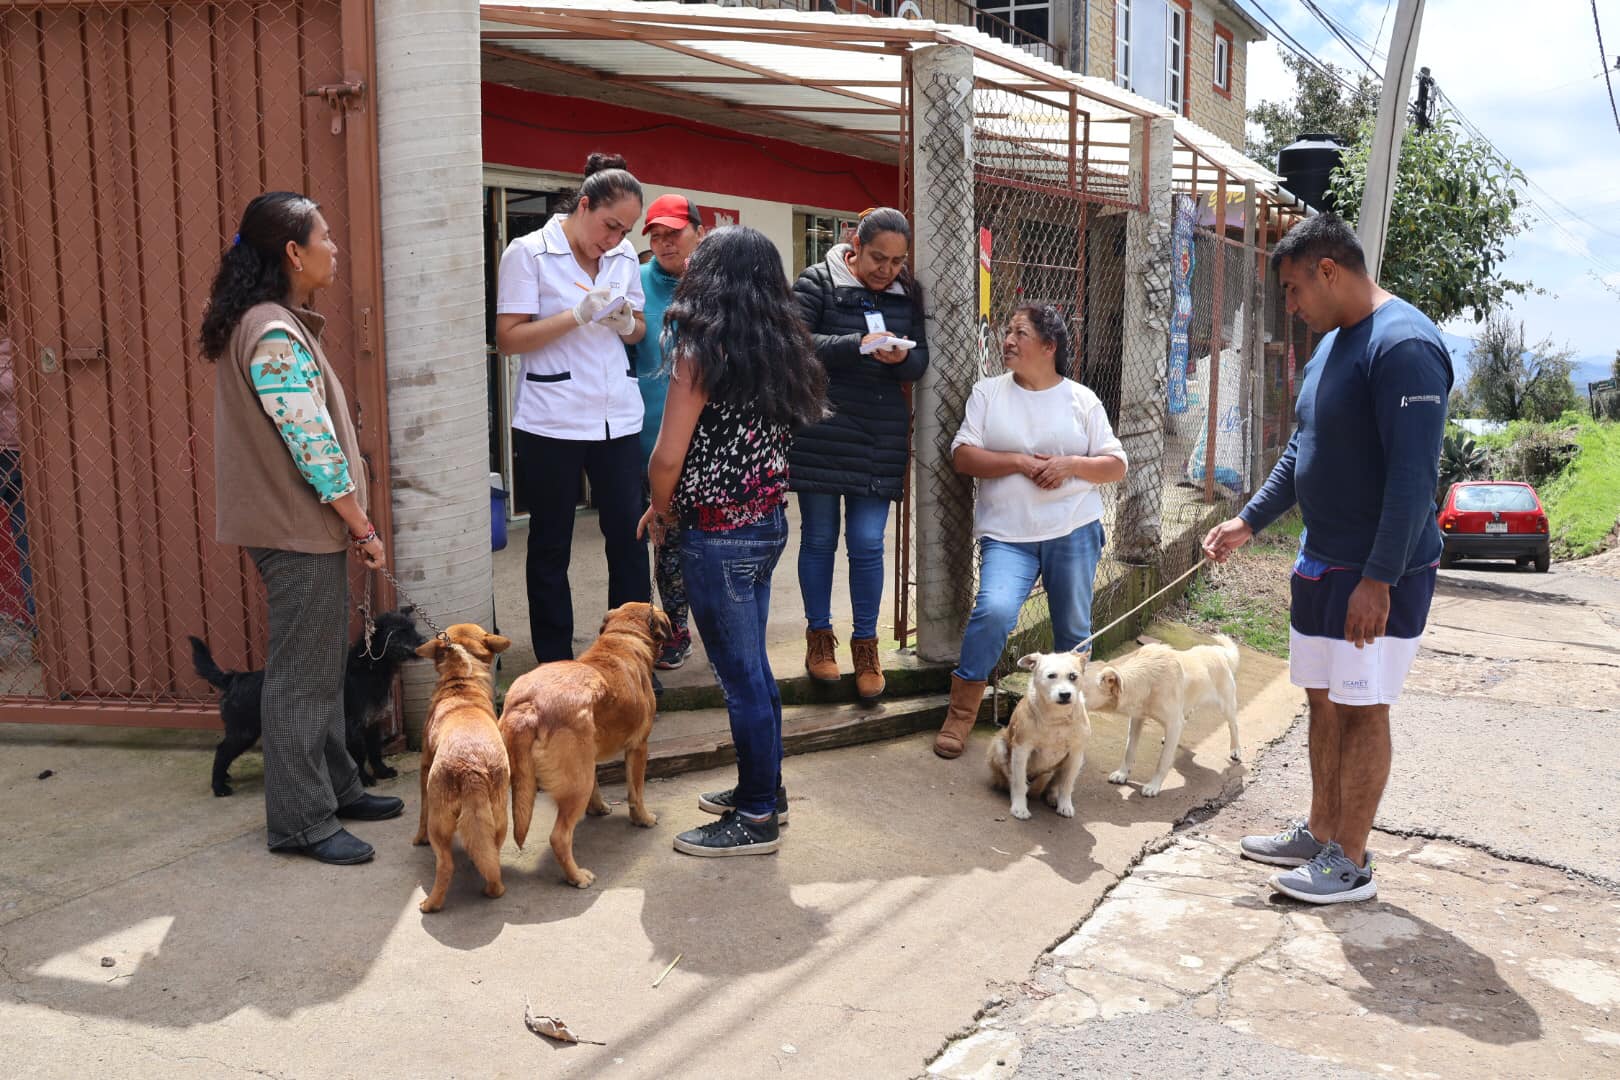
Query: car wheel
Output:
[[1439, 550, 1456, 569], [1534, 549, 1550, 573]]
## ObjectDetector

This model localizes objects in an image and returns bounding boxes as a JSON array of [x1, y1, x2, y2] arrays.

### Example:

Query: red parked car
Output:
[[1437, 481, 1550, 572]]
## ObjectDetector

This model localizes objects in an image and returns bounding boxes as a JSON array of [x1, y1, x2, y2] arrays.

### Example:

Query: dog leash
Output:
[[990, 555, 1212, 726], [359, 565, 452, 659]]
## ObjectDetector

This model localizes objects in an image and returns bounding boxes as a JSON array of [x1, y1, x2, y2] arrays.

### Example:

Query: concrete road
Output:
[[0, 638, 1297, 1079], [932, 555, 1620, 1079]]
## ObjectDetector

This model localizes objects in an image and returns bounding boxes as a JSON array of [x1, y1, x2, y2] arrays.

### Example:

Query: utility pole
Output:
[[1358, 0, 1426, 281]]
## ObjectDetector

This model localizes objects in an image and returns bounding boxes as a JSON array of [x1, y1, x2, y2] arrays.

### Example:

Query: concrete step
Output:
[[595, 690, 991, 785]]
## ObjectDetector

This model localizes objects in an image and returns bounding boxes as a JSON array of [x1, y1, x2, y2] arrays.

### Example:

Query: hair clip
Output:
[[232, 233, 241, 246]]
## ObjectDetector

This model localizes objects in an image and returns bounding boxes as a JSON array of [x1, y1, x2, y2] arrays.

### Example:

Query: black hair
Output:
[[853, 206, 925, 314], [200, 191, 321, 360], [1015, 303, 1072, 379], [661, 226, 828, 430], [1270, 212, 1367, 275], [570, 152, 642, 215]]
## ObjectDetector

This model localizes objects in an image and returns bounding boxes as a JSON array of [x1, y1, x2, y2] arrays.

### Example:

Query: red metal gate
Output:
[[0, 0, 389, 728]]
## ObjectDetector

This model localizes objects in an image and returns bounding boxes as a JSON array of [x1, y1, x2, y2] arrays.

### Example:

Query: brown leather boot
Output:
[[934, 674, 986, 759], [850, 638, 885, 702], [805, 627, 840, 683]]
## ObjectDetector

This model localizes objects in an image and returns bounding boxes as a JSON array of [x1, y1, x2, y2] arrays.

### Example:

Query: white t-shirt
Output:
[[496, 214, 646, 441], [950, 373, 1127, 543]]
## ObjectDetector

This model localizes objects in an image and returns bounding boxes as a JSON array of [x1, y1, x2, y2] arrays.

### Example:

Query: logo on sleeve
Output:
[[1400, 394, 1443, 407]]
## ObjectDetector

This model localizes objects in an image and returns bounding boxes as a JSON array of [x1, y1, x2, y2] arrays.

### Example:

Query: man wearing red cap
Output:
[[633, 193, 706, 669]]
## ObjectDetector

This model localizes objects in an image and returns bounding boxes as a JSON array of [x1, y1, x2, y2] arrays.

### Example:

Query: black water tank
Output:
[[1278, 133, 1345, 212]]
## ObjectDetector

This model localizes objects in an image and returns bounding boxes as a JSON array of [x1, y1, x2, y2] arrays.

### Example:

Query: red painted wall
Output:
[[482, 83, 899, 213]]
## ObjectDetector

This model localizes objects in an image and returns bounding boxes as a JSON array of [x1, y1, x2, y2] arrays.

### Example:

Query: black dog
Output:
[[190, 609, 429, 797]]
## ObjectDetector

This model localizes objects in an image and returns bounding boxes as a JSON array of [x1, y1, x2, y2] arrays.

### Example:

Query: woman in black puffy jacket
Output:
[[788, 208, 929, 703]]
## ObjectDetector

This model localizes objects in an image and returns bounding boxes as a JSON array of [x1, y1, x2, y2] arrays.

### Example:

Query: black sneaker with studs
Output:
[[697, 784, 788, 825], [673, 810, 781, 857]]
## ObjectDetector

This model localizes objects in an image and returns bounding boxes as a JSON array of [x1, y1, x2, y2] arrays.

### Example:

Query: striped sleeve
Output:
[[249, 328, 355, 504]]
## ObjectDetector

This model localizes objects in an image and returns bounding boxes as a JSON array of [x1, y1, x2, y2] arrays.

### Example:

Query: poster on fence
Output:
[[1182, 304, 1251, 492], [1167, 194, 1196, 415]]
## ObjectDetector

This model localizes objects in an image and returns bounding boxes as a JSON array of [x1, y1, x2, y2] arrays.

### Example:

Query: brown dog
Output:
[[499, 602, 672, 889], [411, 623, 512, 913]]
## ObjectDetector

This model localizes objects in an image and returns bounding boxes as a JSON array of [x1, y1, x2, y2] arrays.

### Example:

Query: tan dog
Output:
[[500, 602, 672, 888], [412, 623, 512, 913], [988, 651, 1092, 820], [1079, 634, 1241, 798]]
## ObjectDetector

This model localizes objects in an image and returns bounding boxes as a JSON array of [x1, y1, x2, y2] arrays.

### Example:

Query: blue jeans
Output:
[[797, 492, 890, 641], [954, 520, 1106, 683], [681, 506, 788, 818]]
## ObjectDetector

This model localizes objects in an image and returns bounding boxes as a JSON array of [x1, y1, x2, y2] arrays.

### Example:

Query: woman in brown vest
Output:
[[200, 192, 400, 865]]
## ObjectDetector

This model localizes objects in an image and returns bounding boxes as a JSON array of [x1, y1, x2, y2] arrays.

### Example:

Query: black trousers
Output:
[[513, 428, 650, 662]]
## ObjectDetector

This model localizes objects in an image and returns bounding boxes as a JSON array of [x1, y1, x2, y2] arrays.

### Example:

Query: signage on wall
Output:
[[698, 205, 739, 229], [1167, 193, 1197, 415]]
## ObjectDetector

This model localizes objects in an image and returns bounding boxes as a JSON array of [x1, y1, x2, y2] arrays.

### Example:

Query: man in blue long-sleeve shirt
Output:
[[1203, 214, 1451, 905]]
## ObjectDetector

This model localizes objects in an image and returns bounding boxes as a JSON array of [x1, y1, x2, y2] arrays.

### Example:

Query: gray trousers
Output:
[[249, 547, 364, 849]]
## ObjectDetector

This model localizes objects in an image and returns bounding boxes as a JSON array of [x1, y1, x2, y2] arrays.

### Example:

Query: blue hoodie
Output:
[[1240, 297, 1453, 584]]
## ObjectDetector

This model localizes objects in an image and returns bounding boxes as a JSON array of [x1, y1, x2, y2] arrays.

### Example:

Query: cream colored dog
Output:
[[988, 651, 1091, 820], [1079, 634, 1241, 798]]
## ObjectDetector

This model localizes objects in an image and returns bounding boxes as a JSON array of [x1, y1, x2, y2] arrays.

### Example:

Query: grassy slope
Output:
[[1176, 512, 1301, 658], [1475, 415, 1620, 558]]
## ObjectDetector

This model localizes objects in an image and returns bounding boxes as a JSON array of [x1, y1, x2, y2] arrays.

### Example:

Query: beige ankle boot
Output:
[[934, 674, 987, 759]]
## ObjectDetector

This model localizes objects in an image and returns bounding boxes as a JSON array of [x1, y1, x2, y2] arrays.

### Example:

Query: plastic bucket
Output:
[[490, 471, 508, 552]]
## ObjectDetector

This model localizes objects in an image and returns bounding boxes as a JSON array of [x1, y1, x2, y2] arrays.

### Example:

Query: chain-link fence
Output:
[[0, 0, 390, 725], [902, 69, 1284, 691]]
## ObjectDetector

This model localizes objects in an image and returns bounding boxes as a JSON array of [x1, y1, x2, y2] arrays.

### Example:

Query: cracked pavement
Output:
[[929, 554, 1620, 1079]]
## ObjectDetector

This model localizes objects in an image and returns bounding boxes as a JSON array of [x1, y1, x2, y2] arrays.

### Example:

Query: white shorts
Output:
[[1288, 561, 1437, 707], [1288, 629, 1423, 706]]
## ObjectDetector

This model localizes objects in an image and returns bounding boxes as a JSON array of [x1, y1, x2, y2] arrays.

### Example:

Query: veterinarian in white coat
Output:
[[933, 304, 1128, 759], [202, 191, 403, 865]]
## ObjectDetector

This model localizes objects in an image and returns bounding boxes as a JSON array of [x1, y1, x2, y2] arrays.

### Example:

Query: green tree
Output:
[[1466, 313, 1576, 422], [1246, 54, 1379, 167], [1329, 114, 1528, 324], [1249, 59, 1530, 325]]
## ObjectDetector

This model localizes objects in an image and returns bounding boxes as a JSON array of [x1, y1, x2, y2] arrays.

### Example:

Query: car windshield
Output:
[[1455, 485, 1538, 512]]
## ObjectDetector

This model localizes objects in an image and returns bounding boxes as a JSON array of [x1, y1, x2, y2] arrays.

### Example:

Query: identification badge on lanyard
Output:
[[864, 308, 887, 335]]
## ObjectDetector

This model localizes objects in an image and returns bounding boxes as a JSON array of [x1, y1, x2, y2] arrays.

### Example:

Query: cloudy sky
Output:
[[1240, 0, 1620, 365]]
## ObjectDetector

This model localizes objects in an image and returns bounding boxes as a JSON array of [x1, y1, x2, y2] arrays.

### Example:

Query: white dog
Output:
[[1079, 634, 1241, 798], [988, 651, 1091, 820]]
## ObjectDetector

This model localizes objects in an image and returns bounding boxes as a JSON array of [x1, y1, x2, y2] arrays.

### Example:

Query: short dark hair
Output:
[[1270, 212, 1366, 275]]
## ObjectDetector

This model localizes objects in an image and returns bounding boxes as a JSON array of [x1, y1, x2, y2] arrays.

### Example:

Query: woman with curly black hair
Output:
[[932, 304, 1128, 760], [637, 225, 827, 857], [201, 191, 401, 864]]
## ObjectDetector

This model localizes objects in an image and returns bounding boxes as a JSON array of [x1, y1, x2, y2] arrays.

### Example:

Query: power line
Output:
[[1239, 0, 1367, 96], [1374, 0, 1394, 56], [1297, 0, 1382, 77], [1593, 0, 1620, 138]]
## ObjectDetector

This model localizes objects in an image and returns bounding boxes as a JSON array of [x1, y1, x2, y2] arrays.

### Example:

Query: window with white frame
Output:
[[1214, 29, 1232, 94], [1166, 4, 1186, 113], [1115, 0, 1132, 90]]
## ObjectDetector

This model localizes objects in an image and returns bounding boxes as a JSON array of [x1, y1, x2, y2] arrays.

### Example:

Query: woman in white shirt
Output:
[[495, 153, 649, 662], [933, 304, 1129, 759]]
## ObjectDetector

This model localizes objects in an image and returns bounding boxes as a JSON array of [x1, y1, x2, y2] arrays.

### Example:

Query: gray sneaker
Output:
[[1239, 818, 1323, 867], [1269, 842, 1377, 905]]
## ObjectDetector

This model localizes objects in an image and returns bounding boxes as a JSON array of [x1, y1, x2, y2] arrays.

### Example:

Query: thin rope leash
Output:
[[991, 555, 1212, 724]]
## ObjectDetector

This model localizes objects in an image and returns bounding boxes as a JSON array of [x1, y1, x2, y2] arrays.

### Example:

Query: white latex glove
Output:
[[601, 301, 637, 337], [572, 285, 613, 327]]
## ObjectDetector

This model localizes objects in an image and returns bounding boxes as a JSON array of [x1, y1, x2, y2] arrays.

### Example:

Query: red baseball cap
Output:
[[642, 193, 701, 234]]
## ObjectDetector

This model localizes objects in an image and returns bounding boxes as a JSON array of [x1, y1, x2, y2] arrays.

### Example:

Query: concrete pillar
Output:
[[374, 0, 490, 740], [909, 43, 977, 664], [1113, 114, 1175, 564]]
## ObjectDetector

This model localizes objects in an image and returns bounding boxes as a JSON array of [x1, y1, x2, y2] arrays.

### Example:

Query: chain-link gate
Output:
[[0, 0, 390, 727], [899, 59, 1291, 690]]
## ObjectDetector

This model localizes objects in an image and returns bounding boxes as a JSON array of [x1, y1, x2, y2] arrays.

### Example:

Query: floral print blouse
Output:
[[673, 398, 791, 531], [249, 329, 355, 503]]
